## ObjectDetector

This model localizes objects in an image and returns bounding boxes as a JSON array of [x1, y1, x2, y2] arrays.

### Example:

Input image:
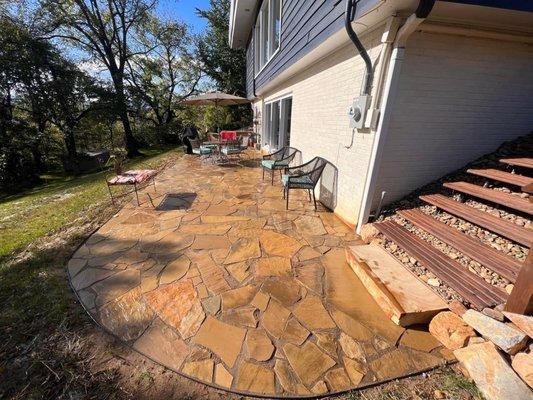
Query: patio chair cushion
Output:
[[192, 146, 212, 155], [262, 159, 290, 170], [282, 174, 314, 188], [221, 147, 241, 156]]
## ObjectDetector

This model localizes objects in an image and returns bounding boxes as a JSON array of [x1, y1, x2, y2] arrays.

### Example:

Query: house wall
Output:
[[254, 26, 385, 224], [369, 31, 533, 211], [246, 0, 380, 99]]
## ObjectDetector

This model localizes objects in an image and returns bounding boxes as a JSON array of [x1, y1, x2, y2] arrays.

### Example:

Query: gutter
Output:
[[356, 0, 436, 233]]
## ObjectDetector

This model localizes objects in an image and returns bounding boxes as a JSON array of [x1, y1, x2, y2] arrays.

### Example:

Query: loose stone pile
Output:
[[428, 308, 533, 400], [67, 154, 449, 397]]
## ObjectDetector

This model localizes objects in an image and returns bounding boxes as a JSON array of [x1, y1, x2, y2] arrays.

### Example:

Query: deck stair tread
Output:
[[467, 168, 533, 188], [500, 157, 533, 170], [375, 220, 508, 310], [420, 194, 533, 248], [345, 244, 448, 327], [443, 181, 533, 216], [398, 208, 522, 282]]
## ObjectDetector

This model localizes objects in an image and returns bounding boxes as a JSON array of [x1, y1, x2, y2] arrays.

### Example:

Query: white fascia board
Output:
[[229, 0, 260, 49]]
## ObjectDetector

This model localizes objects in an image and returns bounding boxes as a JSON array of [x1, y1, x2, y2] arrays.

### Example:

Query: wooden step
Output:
[[398, 209, 522, 282], [523, 182, 533, 195], [500, 157, 533, 170], [375, 220, 508, 310], [467, 168, 533, 189], [345, 244, 448, 327], [420, 194, 533, 248], [443, 181, 533, 216]]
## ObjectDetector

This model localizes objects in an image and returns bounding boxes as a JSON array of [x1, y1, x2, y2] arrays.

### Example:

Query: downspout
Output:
[[345, 0, 373, 96], [356, 0, 436, 233]]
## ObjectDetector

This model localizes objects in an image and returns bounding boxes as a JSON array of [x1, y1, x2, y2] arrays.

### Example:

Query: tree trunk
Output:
[[111, 71, 140, 157], [64, 126, 79, 174]]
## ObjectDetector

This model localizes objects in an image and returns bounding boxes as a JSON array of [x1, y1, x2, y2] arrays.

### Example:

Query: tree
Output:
[[196, 0, 251, 128], [41, 0, 158, 157], [127, 17, 201, 141], [196, 0, 246, 96]]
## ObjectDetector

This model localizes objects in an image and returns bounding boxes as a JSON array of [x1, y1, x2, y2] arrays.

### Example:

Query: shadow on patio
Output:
[[67, 152, 451, 397]]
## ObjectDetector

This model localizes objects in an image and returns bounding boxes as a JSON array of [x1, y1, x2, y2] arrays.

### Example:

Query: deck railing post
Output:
[[505, 249, 533, 315]]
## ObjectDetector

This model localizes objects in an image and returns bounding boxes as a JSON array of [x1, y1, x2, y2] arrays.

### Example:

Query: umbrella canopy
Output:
[[181, 91, 250, 107]]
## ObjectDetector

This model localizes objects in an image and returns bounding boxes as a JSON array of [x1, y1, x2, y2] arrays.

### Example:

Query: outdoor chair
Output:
[[221, 139, 243, 160], [261, 146, 299, 185], [282, 156, 327, 210], [190, 138, 213, 156]]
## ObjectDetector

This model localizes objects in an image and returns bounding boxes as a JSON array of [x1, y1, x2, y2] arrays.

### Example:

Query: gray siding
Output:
[[246, 0, 379, 98]]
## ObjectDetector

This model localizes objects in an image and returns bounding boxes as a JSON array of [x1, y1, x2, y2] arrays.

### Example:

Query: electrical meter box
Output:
[[348, 94, 371, 129]]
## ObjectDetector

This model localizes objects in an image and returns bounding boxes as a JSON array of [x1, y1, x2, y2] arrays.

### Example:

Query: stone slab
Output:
[[429, 311, 476, 350], [454, 342, 533, 400], [246, 329, 275, 361], [293, 295, 336, 331], [284, 341, 336, 387], [235, 361, 276, 395], [463, 309, 528, 354], [133, 319, 189, 371], [193, 315, 246, 368], [503, 312, 533, 339], [99, 287, 154, 342], [145, 280, 205, 339]]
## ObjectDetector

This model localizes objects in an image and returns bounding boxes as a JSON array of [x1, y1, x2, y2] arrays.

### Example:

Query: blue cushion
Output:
[[262, 159, 289, 169], [282, 174, 313, 188], [261, 159, 275, 169], [193, 146, 212, 155], [222, 147, 241, 155]]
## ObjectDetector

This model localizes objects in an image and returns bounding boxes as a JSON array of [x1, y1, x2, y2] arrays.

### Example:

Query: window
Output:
[[254, 0, 281, 74], [264, 96, 292, 151]]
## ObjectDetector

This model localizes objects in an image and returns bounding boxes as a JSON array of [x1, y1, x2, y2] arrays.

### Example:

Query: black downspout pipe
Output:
[[345, 0, 373, 96], [415, 0, 436, 18]]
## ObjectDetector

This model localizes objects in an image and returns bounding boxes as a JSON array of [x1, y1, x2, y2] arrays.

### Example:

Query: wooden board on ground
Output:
[[345, 244, 448, 327], [420, 194, 533, 247], [500, 157, 533, 170], [375, 220, 508, 310], [467, 168, 533, 188], [443, 181, 533, 216], [398, 208, 522, 283]]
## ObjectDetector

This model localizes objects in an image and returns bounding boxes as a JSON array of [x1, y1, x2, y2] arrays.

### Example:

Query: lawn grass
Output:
[[0, 146, 181, 259], [0, 146, 182, 399]]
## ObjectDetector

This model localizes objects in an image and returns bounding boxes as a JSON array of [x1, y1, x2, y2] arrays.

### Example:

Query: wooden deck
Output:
[[375, 220, 508, 310], [398, 209, 522, 282], [444, 181, 533, 215], [467, 168, 533, 188], [420, 194, 533, 247]]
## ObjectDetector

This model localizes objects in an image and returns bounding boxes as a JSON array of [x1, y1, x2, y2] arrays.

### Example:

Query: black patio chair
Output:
[[261, 146, 299, 185], [282, 156, 327, 210]]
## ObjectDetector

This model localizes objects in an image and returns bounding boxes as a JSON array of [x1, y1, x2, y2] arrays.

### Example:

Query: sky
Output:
[[157, 0, 211, 34]]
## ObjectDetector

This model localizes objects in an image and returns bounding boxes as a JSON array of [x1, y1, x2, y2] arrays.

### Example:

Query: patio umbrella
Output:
[[181, 91, 250, 132]]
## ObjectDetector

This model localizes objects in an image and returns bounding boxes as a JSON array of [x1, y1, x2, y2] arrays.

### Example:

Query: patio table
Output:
[[204, 140, 229, 163], [106, 169, 157, 205]]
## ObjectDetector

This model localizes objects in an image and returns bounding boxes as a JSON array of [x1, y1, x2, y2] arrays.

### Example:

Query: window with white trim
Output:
[[254, 0, 281, 75]]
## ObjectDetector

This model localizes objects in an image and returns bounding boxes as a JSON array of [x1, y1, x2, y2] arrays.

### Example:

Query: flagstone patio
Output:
[[67, 153, 451, 397]]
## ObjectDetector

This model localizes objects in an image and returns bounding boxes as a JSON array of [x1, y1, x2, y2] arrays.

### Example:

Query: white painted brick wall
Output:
[[254, 26, 384, 225], [371, 32, 533, 210]]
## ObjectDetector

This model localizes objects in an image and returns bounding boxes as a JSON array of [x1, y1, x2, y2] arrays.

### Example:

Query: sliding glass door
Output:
[[264, 97, 292, 151]]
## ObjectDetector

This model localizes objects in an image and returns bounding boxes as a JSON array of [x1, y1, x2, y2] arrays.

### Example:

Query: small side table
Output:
[[106, 169, 157, 206]]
